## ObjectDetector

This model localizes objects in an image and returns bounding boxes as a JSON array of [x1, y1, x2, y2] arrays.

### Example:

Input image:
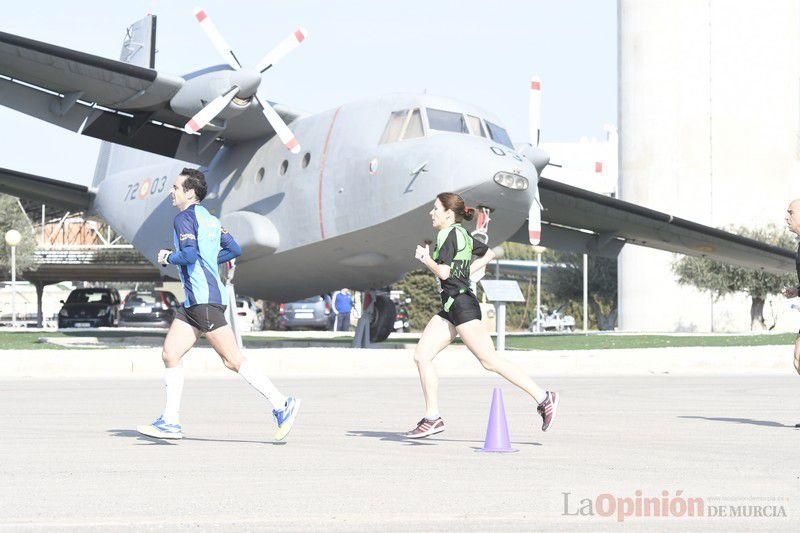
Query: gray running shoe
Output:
[[537, 391, 559, 431], [404, 417, 445, 439]]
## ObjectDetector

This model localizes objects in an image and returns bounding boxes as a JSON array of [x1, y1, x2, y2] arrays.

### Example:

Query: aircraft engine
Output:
[[169, 69, 259, 125]]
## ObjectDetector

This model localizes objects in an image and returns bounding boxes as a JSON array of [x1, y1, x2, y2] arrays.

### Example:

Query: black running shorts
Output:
[[174, 304, 227, 333], [437, 293, 482, 327]]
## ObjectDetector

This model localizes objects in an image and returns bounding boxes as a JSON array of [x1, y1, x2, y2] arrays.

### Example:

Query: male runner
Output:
[[137, 168, 300, 441], [783, 198, 800, 426]]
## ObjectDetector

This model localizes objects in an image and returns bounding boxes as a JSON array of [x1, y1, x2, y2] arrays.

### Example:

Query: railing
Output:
[[35, 246, 150, 265], [35, 209, 125, 248]]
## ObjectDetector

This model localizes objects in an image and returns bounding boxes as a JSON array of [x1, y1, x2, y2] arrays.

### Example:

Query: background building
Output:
[[542, 124, 618, 197], [618, 0, 800, 332]]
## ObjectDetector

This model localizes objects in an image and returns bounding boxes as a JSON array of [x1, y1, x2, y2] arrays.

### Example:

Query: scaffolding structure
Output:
[[3, 199, 161, 326]]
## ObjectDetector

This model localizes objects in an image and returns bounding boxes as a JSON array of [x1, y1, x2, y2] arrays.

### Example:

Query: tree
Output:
[[534, 248, 618, 330], [394, 269, 441, 331], [0, 194, 38, 278], [671, 224, 795, 330], [497, 243, 570, 330], [259, 300, 282, 331]]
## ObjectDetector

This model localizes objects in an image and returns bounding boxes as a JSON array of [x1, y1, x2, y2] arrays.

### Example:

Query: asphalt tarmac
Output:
[[1, 376, 799, 531]]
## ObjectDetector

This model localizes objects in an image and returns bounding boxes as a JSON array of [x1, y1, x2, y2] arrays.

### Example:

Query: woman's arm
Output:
[[416, 244, 451, 280], [470, 247, 495, 275]]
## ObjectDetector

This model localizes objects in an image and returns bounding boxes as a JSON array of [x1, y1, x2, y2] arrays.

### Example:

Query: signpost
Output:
[[480, 280, 525, 351]]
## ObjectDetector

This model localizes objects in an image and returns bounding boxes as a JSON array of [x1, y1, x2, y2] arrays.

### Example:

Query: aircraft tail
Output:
[[91, 15, 157, 189]]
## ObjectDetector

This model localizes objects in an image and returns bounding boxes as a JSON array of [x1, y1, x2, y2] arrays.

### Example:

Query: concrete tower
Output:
[[618, 0, 800, 332]]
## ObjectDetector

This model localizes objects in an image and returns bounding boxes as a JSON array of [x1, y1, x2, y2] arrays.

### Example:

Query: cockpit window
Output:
[[427, 109, 469, 134], [466, 115, 486, 137], [380, 110, 408, 144], [404, 109, 424, 139], [380, 108, 510, 147], [486, 121, 513, 149], [380, 108, 425, 143]]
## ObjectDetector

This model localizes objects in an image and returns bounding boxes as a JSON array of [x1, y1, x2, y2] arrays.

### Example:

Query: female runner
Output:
[[405, 192, 559, 438]]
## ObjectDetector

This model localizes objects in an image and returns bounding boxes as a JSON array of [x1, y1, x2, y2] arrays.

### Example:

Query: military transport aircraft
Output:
[[0, 13, 795, 341]]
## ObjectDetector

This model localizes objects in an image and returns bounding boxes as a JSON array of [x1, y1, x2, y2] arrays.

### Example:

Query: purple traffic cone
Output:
[[479, 388, 518, 453]]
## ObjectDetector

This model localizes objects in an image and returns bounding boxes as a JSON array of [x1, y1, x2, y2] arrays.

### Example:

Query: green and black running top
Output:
[[432, 223, 489, 311]]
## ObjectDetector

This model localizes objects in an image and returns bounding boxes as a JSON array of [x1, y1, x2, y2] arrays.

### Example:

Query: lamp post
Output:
[[531, 245, 547, 332], [5, 229, 21, 328], [583, 253, 588, 333]]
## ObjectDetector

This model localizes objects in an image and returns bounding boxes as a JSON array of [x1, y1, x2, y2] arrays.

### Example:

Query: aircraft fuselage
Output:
[[92, 93, 538, 301]]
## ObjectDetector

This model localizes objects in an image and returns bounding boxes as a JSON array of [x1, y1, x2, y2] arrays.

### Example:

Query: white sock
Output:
[[238, 358, 287, 410], [162, 366, 184, 424], [425, 411, 440, 421]]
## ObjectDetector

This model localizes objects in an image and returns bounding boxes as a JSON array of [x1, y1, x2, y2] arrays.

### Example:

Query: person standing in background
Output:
[[335, 288, 353, 332]]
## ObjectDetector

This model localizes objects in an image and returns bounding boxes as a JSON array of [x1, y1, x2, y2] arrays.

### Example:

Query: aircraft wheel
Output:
[[369, 295, 396, 343]]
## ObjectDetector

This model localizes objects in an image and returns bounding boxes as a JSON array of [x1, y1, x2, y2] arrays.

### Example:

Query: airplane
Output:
[[0, 13, 795, 342]]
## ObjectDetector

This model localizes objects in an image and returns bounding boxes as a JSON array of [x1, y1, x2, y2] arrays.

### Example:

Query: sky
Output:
[[0, 0, 617, 186]]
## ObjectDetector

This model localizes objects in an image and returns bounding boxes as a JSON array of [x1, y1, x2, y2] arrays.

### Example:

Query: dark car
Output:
[[58, 288, 121, 328], [119, 290, 180, 328], [278, 295, 334, 331]]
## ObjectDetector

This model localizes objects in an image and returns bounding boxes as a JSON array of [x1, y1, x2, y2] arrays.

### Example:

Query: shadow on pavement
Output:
[[678, 416, 795, 428], [107, 428, 272, 445], [347, 429, 541, 447], [346, 429, 435, 446], [107, 428, 177, 445]]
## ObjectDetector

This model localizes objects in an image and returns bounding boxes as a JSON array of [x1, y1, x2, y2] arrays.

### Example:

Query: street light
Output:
[[531, 245, 547, 332], [5, 229, 21, 328]]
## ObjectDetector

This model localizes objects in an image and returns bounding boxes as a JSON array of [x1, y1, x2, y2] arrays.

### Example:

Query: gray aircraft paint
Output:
[[0, 14, 795, 306], [91, 91, 537, 301]]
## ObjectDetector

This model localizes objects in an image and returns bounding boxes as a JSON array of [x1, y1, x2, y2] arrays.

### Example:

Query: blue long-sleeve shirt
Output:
[[166, 204, 242, 306], [218, 230, 242, 264]]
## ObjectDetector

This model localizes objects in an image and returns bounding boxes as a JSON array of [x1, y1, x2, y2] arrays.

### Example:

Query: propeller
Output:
[[185, 8, 307, 154], [528, 76, 544, 245], [517, 75, 548, 171], [529, 76, 541, 146]]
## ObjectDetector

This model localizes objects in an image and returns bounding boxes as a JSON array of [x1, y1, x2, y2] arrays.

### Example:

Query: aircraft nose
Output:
[[492, 170, 532, 193], [455, 143, 540, 218]]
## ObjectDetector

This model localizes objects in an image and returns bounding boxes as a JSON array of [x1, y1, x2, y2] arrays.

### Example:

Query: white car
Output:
[[235, 297, 262, 332], [530, 309, 576, 332]]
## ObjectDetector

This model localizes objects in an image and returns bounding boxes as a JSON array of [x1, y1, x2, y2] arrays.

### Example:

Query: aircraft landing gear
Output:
[[353, 290, 396, 348]]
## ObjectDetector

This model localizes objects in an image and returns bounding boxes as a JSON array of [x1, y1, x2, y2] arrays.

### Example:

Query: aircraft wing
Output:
[[508, 177, 795, 275], [0, 167, 93, 211], [0, 30, 303, 164]]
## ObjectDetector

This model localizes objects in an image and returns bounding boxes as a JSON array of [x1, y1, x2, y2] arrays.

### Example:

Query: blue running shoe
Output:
[[272, 397, 301, 441], [137, 415, 183, 440]]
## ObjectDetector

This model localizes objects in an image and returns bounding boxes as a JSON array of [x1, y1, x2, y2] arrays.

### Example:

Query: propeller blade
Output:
[[194, 8, 242, 69], [184, 86, 239, 134], [255, 27, 308, 73], [528, 197, 542, 245], [529, 76, 542, 146], [255, 94, 300, 153]]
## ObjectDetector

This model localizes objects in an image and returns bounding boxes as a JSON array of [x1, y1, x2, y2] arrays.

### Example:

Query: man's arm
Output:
[[167, 212, 199, 265], [218, 229, 242, 264]]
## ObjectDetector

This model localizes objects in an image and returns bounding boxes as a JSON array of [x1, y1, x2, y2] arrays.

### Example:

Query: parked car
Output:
[[57, 288, 121, 328], [118, 290, 180, 328], [278, 295, 334, 331], [393, 297, 412, 333], [235, 296, 262, 332]]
